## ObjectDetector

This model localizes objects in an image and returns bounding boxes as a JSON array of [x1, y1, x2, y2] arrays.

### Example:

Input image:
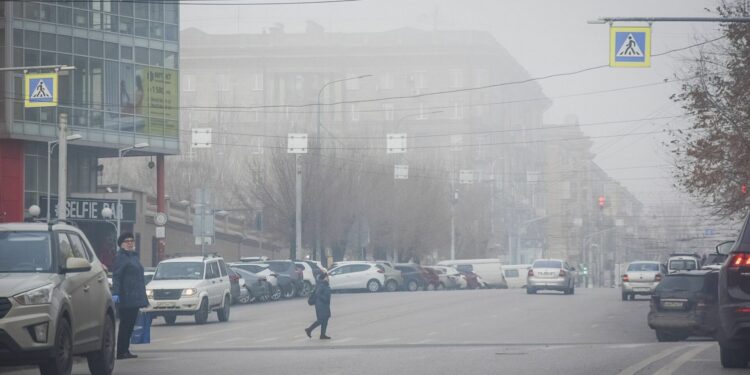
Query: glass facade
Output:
[[3, 1, 179, 153]]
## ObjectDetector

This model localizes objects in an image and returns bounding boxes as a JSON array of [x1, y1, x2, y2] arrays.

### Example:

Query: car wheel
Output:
[[270, 286, 282, 301], [301, 281, 314, 297], [385, 280, 398, 292], [164, 315, 177, 325], [720, 343, 750, 368], [87, 314, 115, 375], [39, 319, 73, 375], [437, 282, 446, 291], [526, 287, 536, 294], [282, 284, 297, 299], [218, 295, 231, 322], [407, 280, 419, 292], [194, 298, 209, 324], [367, 279, 381, 292]]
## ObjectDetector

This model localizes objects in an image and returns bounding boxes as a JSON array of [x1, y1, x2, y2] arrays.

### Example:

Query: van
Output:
[[436, 259, 508, 288], [667, 254, 700, 274], [502, 264, 532, 288]]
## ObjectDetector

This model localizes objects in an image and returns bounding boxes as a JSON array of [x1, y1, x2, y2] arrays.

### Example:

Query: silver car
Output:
[[621, 261, 664, 300], [527, 259, 576, 295]]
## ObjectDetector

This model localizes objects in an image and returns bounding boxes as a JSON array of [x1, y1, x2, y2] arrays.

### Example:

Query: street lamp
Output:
[[316, 74, 373, 145], [117, 143, 149, 239], [46, 134, 82, 221]]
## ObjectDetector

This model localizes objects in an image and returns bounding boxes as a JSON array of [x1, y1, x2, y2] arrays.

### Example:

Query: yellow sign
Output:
[[139, 68, 179, 137], [610, 26, 651, 68], [25, 73, 58, 107]]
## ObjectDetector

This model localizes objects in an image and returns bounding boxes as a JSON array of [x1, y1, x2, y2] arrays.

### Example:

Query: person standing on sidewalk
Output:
[[111, 232, 148, 359], [305, 273, 332, 340]]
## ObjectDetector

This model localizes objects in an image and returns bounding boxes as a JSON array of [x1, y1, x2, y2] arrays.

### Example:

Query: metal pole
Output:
[[589, 16, 750, 24], [295, 153, 302, 261], [116, 149, 123, 240], [46, 140, 56, 222], [56, 113, 68, 221]]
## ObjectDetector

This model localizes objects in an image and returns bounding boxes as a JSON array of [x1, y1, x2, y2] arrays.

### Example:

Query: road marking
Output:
[[653, 344, 712, 375], [616, 346, 685, 375]]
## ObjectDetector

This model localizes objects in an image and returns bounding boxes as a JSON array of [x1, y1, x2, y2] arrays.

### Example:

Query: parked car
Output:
[[226, 267, 243, 304], [303, 260, 328, 280], [420, 266, 441, 290], [0, 222, 116, 375], [394, 263, 428, 291], [437, 259, 508, 288], [232, 267, 272, 303], [376, 261, 403, 292], [502, 264, 532, 289], [145, 255, 232, 325], [621, 261, 664, 301], [228, 262, 282, 301], [648, 270, 719, 342], [527, 259, 576, 295], [328, 263, 386, 292], [264, 260, 304, 299], [718, 214, 750, 368], [295, 261, 316, 296], [458, 270, 482, 289], [425, 265, 462, 289]]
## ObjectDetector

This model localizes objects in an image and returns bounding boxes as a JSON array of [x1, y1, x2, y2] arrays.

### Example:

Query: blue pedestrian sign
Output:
[[610, 26, 651, 68], [25, 73, 58, 107]]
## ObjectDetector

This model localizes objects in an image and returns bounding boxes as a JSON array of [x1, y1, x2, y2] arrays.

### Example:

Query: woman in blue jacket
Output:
[[111, 232, 148, 359]]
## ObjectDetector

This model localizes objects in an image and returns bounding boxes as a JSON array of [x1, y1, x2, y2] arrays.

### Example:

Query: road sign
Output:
[[394, 164, 408, 180], [25, 73, 58, 107], [459, 170, 476, 184], [386, 133, 407, 154], [191, 128, 212, 148], [287, 133, 308, 153], [610, 26, 651, 67]]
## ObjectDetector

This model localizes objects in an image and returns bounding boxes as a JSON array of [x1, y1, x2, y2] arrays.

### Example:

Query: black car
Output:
[[719, 213, 750, 368], [394, 263, 427, 291], [648, 270, 719, 342], [264, 260, 304, 299]]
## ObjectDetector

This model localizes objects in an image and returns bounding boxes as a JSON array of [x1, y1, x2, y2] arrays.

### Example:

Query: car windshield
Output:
[[233, 264, 268, 273], [0, 231, 52, 273], [533, 260, 562, 269], [266, 262, 291, 273], [656, 275, 708, 293], [154, 262, 205, 280], [704, 253, 727, 265], [627, 263, 660, 272], [670, 260, 697, 271]]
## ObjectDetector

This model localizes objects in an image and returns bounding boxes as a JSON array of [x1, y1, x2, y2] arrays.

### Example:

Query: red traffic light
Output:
[[743, 184, 748, 195], [598, 196, 606, 208]]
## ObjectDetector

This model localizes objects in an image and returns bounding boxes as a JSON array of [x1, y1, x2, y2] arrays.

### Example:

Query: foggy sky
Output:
[[180, 0, 723, 209]]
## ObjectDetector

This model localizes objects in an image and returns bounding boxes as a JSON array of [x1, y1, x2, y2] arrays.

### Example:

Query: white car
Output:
[[295, 261, 317, 295], [502, 264, 532, 289], [328, 263, 386, 292], [145, 255, 233, 325], [437, 259, 508, 288]]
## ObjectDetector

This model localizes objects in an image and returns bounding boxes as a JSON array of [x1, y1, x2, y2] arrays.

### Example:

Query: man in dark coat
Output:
[[111, 232, 148, 359], [305, 273, 332, 339]]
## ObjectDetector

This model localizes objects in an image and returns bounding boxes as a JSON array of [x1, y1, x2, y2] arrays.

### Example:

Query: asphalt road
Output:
[[0, 288, 736, 375]]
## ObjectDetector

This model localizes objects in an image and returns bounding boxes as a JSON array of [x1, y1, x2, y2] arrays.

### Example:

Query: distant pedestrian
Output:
[[305, 273, 332, 340], [112, 232, 148, 359]]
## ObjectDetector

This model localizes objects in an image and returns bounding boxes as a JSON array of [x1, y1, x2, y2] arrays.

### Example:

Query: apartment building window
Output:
[[346, 75, 361, 90], [379, 73, 394, 90], [249, 109, 260, 122], [350, 104, 360, 122], [452, 103, 464, 119], [253, 73, 264, 91], [383, 103, 394, 121], [417, 103, 427, 120], [449, 69, 463, 88], [411, 71, 426, 91], [183, 74, 196, 92]]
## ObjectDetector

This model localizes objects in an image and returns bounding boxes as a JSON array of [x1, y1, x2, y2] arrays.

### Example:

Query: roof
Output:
[[665, 269, 717, 277], [0, 222, 80, 232], [161, 256, 221, 263], [628, 260, 661, 264]]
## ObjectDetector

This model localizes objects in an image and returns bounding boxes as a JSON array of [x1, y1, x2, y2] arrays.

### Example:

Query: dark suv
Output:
[[648, 270, 719, 342], [718, 213, 750, 368], [394, 264, 427, 291]]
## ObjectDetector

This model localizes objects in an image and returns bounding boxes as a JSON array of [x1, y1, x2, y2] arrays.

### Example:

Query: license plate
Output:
[[156, 302, 176, 307], [634, 287, 651, 292], [662, 301, 685, 309]]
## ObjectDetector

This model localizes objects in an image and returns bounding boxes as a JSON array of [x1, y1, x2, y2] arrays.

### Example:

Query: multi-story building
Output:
[[0, 2, 179, 266], [180, 23, 551, 261]]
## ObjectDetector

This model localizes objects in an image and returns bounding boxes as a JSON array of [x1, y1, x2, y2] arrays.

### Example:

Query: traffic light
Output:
[[598, 196, 606, 209], [742, 184, 747, 195]]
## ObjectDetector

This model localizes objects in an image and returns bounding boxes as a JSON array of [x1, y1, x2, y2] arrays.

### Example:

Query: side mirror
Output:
[[716, 240, 735, 255], [64, 257, 92, 273]]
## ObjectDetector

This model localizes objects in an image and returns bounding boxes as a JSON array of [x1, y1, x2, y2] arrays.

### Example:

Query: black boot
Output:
[[320, 335, 331, 340]]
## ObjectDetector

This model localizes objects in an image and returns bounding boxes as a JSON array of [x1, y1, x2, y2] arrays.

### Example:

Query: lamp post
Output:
[[117, 143, 149, 239], [316, 74, 373, 145], [46, 134, 82, 221]]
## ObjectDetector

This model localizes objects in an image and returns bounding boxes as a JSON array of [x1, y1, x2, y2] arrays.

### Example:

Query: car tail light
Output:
[[559, 269, 566, 277], [736, 307, 750, 313], [528, 269, 534, 277], [622, 274, 629, 282], [730, 254, 750, 267]]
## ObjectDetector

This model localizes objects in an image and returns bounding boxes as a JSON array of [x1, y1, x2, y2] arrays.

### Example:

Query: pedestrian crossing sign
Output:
[[25, 73, 58, 107], [610, 26, 651, 68]]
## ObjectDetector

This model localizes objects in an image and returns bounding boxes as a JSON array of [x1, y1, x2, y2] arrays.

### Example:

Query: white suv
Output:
[[145, 256, 232, 325]]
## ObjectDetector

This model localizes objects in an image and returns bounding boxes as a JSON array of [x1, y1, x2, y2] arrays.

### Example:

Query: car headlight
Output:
[[13, 284, 55, 305], [146, 289, 153, 298], [182, 288, 198, 297]]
